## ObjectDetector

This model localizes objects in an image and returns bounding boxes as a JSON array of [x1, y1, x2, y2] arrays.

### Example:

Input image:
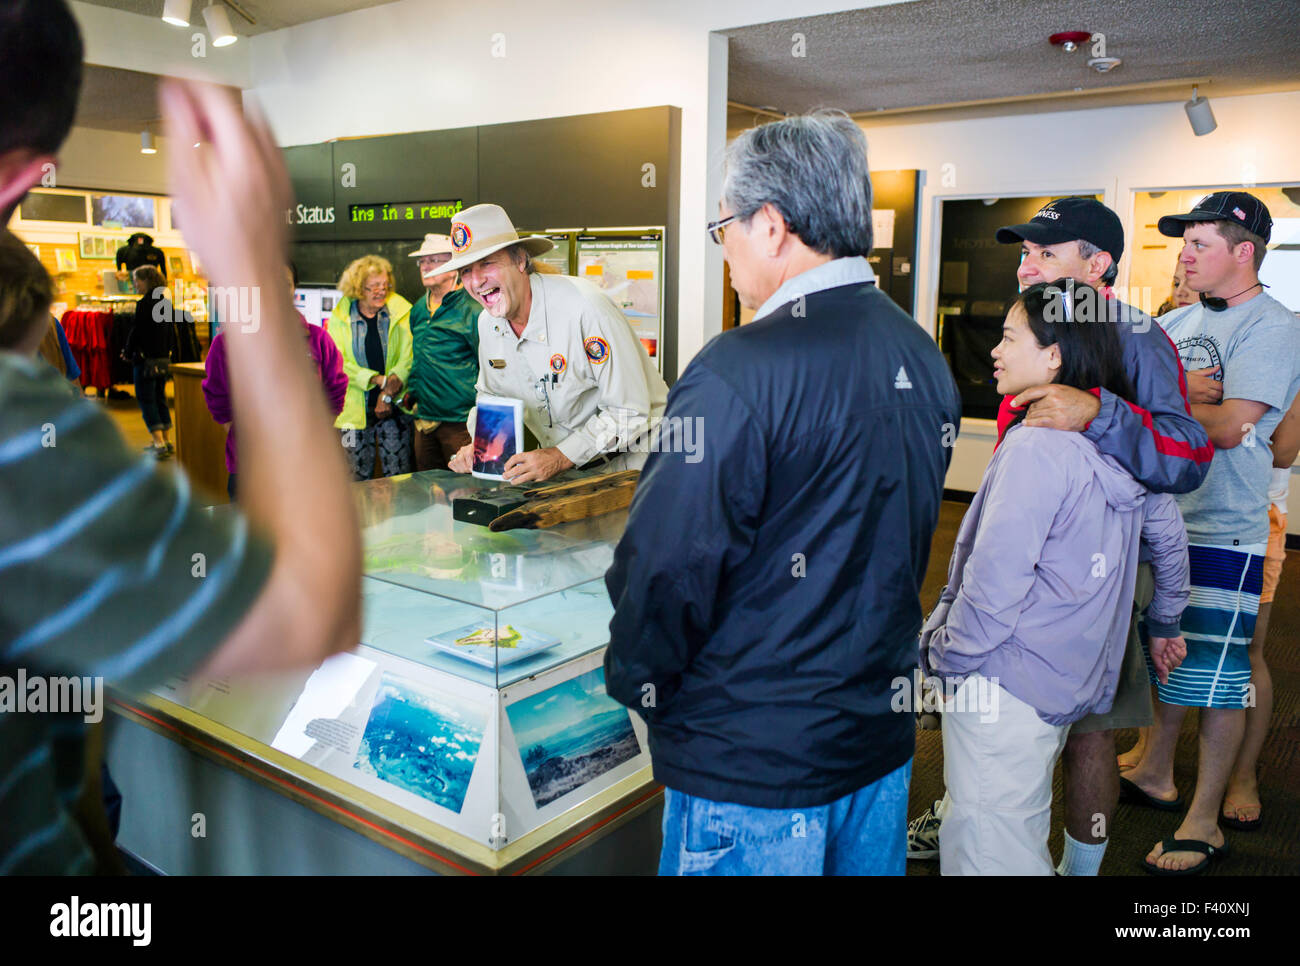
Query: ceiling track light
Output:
[[1185, 84, 1217, 136], [141, 130, 157, 154], [161, 0, 190, 26], [203, 3, 238, 46]]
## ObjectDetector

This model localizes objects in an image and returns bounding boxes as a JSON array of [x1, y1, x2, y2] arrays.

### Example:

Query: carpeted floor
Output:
[[907, 500, 1300, 876]]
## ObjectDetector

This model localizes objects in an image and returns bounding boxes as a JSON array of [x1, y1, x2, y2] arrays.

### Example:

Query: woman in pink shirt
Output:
[[203, 263, 348, 499]]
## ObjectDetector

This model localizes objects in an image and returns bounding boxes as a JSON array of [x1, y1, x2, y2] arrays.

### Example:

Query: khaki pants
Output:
[[938, 673, 1070, 876], [1071, 562, 1155, 734]]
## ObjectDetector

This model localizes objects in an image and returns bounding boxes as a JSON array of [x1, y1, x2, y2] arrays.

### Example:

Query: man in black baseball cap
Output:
[[1157, 190, 1272, 250], [996, 196, 1125, 288], [907, 195, 1212, 876]]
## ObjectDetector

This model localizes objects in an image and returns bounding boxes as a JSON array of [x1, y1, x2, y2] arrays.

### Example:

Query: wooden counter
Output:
[[170, 361, 229, 502]]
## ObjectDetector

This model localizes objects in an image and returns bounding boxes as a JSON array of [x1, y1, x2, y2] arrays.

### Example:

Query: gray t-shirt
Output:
[[1159, 293, 1300, 545]]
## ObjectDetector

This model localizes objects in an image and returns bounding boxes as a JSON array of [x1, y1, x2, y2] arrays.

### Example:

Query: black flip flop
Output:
[[1119, 776, 1184, 812], [1142, 837, 1230, 876]]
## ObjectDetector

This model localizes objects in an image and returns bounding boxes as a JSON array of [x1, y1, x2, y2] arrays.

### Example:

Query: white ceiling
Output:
[[725, 0, 1300, 121], [78, 0, 400, 35]]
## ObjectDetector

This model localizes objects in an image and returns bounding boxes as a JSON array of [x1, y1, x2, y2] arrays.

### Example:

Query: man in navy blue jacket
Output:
[[604, 111, 961, 876]]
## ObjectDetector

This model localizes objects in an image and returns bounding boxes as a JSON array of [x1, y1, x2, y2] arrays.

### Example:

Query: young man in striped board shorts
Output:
[[1122, 192, 1300, 875]]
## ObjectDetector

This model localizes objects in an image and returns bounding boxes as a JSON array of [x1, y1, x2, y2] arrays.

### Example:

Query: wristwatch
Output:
[[381, 394, 394, 405]]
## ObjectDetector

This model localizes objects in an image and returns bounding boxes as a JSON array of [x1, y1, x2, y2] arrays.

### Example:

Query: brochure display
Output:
[[115, 470, 657, 875]]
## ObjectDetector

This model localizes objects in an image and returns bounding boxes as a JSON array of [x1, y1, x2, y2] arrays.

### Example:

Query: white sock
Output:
[[1057, 830, 1107, 876]]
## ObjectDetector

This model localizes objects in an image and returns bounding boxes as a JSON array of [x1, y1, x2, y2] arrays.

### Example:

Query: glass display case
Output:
[[112, 470, 658, 875]]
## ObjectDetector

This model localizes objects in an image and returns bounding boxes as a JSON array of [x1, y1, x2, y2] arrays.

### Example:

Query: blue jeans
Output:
[[133, 364, 171, 433], [658, 758, 912, 876]]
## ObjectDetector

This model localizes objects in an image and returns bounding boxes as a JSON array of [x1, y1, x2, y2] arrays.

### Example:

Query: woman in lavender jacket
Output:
[[203, 263, 348, 499], [919, 280, 1191, 876]]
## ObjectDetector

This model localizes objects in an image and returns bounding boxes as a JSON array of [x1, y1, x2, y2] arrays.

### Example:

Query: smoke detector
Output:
[[1088, 56, 1122, 73], [1049, 31, 1091, 53]]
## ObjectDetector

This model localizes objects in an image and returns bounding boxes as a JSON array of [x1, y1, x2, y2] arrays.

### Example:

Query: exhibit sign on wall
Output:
[[576, 232, 664, 365]]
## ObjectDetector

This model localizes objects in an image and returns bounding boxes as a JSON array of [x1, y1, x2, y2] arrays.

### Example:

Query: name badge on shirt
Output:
[[489, 359, 506, 369]]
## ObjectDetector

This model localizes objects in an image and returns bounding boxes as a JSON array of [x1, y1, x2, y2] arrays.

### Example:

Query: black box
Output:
[[452, 491, 528, 526]]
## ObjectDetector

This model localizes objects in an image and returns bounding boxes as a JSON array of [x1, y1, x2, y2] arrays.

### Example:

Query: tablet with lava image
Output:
[[471, 394, 524, 480]]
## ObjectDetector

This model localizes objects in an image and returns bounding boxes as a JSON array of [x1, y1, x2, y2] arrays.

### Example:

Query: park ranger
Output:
[[445, 204, 668, 484]]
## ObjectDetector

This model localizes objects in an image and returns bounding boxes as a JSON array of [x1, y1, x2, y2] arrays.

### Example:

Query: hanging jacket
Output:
[[921, 423, 1190, 725], [325, 294, 413, 430]]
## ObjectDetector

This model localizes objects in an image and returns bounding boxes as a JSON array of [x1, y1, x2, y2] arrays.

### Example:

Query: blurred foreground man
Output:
[[0, 0, 361, 873], [604, 111, 961, 876]]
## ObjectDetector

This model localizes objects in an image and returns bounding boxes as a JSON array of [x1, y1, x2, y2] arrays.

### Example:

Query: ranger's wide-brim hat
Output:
[[436, 204, 553, 275]]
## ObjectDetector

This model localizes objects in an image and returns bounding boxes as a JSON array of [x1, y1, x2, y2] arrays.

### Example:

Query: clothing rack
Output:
[[63, 295, 141, 391]]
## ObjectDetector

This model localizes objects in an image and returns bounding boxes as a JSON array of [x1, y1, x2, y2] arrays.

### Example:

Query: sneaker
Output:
[[164, 441, 174, 455], [906, 800, 943, 861]]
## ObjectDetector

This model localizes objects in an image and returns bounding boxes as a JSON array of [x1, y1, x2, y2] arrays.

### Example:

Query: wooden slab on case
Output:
[[490, 471, 640, 531], [521, 469, 640, 500]]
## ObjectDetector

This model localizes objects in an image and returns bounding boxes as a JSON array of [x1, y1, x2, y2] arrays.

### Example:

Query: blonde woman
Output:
[[326, 254, 414, 479]]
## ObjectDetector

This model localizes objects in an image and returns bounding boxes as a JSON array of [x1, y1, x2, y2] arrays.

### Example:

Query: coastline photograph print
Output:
[[353, 673, 486, 814], [506, 667, 640, 809]]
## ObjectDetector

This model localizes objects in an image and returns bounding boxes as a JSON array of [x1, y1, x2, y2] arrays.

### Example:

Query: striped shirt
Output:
[[0, 352, 273, 873]]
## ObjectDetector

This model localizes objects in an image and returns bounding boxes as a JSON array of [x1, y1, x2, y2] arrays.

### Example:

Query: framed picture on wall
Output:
[[79, 232, 118, 260], [168, 255, 184, 277], [55, 249, 77, 273]]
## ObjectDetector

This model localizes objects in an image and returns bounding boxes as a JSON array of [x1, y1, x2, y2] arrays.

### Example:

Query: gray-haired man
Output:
[[604, 111, 961, 875]]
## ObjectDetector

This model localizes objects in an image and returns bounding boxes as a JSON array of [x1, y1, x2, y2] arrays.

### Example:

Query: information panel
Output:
[[575, 233, 663, 366]]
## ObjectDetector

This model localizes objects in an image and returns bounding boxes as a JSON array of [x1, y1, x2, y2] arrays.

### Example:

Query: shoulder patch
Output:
[[584, 336, 610, 365]]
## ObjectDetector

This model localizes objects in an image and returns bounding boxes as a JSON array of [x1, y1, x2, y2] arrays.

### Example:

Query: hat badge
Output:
[[450, 222, 472, 253], [1232, 207, 1246, 221]]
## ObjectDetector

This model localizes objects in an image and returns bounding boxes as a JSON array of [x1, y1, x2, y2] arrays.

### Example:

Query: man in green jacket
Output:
[[402, 233, 481, 470]]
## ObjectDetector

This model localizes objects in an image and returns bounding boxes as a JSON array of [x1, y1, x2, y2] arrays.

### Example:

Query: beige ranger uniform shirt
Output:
[[468, 272, 668, 471]]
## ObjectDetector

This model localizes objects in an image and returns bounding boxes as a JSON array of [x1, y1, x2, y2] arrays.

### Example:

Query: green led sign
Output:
[[348, 200, 464, 224]]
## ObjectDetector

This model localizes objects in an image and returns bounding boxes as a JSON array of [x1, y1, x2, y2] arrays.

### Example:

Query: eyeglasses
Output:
[[362, 281, 390, 295], [706, 214, 737, 246]]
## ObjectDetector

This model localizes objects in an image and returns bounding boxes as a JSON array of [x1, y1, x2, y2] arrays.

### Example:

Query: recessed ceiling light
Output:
[[1088, 56, 1121, 73]]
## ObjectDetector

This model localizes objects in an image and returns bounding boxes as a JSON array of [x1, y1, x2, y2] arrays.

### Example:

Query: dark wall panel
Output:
[[284, 143, 338, 242], [331, 128, 478, 242], [286, 106, 681, 375], [476, 107, 672, 230], [293, 238, 429, 303]]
